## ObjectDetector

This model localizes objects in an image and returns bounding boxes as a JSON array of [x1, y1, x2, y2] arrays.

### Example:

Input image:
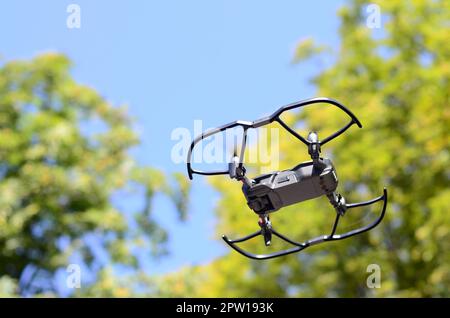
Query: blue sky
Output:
[[1, 0, 345, 286]]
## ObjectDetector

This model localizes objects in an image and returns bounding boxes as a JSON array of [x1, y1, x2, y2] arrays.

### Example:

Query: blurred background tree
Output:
[[156, 0, 449, 297], [0, 53, 189, 296]]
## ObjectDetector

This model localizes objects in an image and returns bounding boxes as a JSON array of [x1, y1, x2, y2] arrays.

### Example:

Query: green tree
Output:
[[158, 0, 449, 297], [0, 53, 189, 296]]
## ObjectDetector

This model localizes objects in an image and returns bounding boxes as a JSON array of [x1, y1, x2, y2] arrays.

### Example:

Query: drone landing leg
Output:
[[258, 215, 272, 246]]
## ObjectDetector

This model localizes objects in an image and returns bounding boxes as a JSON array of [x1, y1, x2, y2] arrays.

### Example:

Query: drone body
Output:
[[187, 97, 387, 260], [243, 158, 338, 215]]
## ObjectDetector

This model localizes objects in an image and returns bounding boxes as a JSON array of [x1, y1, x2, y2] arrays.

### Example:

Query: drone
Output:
[[187, 97, 387, 260]]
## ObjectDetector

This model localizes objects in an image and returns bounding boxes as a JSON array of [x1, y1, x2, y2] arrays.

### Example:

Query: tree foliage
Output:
[[159, 0, 449, 297], [0, 53, 189, 296]]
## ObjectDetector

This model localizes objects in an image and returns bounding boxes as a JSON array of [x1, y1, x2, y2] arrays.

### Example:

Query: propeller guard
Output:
[[186, 97, 388, 260], [223, 188, 387, 260]]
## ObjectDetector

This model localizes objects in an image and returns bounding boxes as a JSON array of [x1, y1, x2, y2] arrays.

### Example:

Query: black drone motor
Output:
[[187, 97, 388, 260]]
